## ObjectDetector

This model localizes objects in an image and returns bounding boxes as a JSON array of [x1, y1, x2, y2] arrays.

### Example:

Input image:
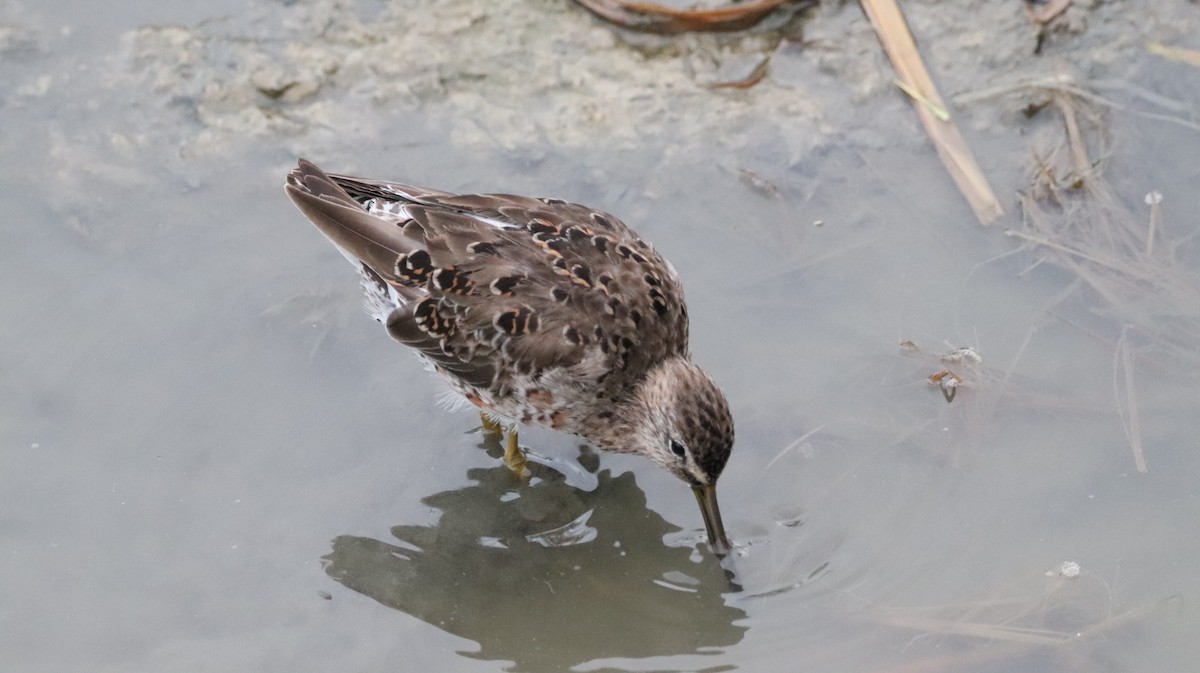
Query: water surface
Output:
[[2, 1, 1199, 671]]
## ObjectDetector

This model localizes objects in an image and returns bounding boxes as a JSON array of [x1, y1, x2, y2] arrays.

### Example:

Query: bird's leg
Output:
[[480, 413, 502, 435], [502, 427, 529, 478], [479, 413, 527, 477]]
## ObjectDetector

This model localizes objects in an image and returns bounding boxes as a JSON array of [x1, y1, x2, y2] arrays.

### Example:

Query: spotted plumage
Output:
[[284, 160, 735, 554]]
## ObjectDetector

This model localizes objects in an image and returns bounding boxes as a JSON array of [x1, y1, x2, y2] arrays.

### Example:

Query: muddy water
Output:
[[3, 1, 1199, 671]]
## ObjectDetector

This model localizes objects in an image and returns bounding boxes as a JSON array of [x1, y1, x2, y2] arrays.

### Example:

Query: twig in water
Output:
[[1025, 0, 1072, 26], [1113, 326, 1147, 473], [1144, 190, 1162, 257]]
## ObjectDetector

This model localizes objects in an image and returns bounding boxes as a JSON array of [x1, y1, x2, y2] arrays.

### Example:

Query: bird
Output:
[[284, 159, 734, 555]]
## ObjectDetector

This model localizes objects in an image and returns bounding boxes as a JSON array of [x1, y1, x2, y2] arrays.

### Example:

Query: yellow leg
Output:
[[502, 428, 529, 478], [480, 413, 502, 435], [480, 413, 527, 477]]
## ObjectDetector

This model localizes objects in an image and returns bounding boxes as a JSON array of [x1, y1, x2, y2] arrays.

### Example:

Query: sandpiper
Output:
[[285, 160, 734, 554]]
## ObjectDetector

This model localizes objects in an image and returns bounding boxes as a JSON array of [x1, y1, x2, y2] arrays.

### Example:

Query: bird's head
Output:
[[619, 356, 734, 554]]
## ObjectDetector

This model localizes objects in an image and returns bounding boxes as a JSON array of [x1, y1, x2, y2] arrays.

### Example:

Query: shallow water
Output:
[[3, 1, 1200, 672]]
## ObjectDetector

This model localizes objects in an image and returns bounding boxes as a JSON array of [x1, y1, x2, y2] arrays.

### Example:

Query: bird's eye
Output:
[[670, 439, 686, 458]]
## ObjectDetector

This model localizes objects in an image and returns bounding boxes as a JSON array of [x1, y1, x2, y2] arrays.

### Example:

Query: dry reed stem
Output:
[[999, 83, 1200, 471], [1054, 93, 1093, 184], [1009, 85, 1200, 369], [859, 0, 1004, 225], [1113, 326, 1147, 472], [867, 578, 1178, 672], [872, 610, 1071, 645], [1146, 41, 1200, 68]]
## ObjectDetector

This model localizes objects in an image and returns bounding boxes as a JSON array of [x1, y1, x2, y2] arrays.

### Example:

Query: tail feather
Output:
[[285, 159, 415, 280]]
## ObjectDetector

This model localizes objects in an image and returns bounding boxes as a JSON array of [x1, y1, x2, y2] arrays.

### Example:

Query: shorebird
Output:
[[285, 160, 734, 554]]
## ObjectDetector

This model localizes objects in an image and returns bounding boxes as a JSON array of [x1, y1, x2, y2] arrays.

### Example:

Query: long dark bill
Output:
[[692, 484, 731, 556]]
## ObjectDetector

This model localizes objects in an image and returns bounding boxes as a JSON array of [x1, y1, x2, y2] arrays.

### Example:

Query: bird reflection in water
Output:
[[323, 438, 746, 672]]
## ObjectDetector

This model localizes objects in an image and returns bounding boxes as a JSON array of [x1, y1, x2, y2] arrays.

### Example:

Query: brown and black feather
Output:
[[284, 159, 691, 418]]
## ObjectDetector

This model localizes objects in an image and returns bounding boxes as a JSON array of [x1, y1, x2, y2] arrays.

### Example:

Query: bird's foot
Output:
[[502, 429, 530, 479]]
